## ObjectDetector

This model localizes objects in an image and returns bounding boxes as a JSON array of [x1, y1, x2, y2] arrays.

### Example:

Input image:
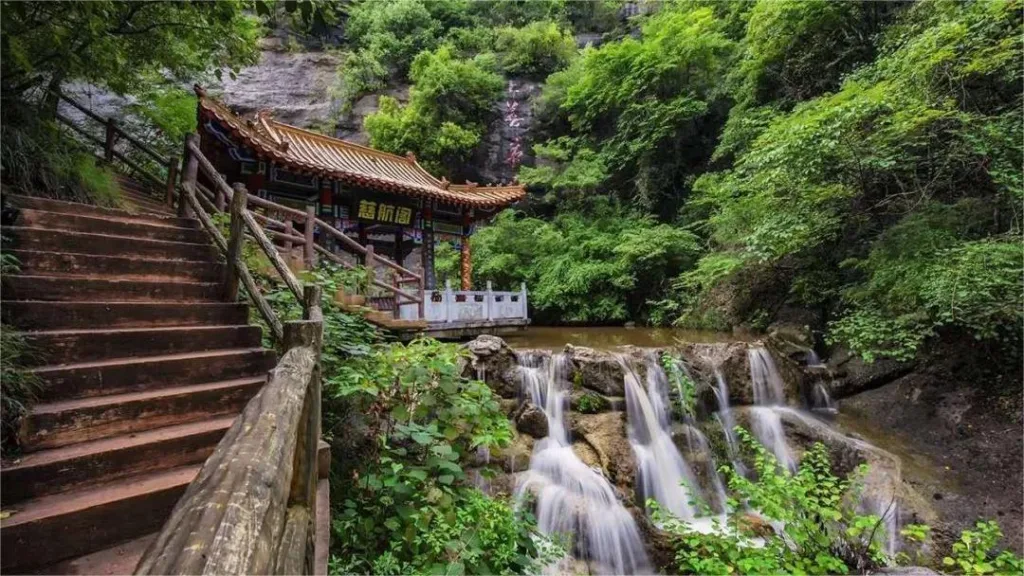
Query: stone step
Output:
[[21, 377, 264, 451], [5, 250, 225, 282], [5, 195, 194, 228], [14, 209, 207, 243], [0, 465, 199, 572], [15, 325, 262, 366], [120, 191, 174, 216], [29, 347, 275, 402], [5, 227, 216, 260], [31, 533, 156, 576], [2, 274, 221, 302], [3, 416, 235, 505], [1, 300, 249, 330]]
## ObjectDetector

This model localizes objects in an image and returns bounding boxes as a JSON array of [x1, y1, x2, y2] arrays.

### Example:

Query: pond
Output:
[[502, 325, 746, 350]]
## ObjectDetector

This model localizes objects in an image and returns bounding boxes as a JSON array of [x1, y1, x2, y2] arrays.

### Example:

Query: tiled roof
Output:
[[196, 88, 525, 208]]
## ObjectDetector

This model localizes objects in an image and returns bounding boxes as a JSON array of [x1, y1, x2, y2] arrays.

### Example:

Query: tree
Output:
[[1, 1, 261, 114]]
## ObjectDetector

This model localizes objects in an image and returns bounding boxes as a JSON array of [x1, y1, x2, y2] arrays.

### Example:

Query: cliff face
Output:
[[214, 43, 543, 185], [211, 40, 340, 129]]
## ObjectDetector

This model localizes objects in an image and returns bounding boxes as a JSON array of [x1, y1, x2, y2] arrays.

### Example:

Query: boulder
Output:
[[826, 347, 914, 399], [681, 342, 754, 406], [492, 431, 534, 474], [732, 406, 938, 541], [515, 402, 549, 438], [565, 345, 627, 396], [570, 412, 636, 490], [463, 335, 521, 398], [767, 322, 815, 363]]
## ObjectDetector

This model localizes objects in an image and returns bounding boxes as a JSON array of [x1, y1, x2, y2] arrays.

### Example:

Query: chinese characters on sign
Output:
[[357, 200, 413, 225]]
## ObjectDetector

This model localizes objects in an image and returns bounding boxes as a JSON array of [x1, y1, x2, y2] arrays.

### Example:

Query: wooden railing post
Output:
[[165, 156, 178, 208], [179, 134, 199, 218], [104, 117, 117, 162], [364, 242, 375, 273], [215, 184, 226, 212], [392, 272, 401, 319], [283, 218, 294, 255], [223, 182, 247, 301], [304, 205, 316, 268], [418, 275, 425, 320]]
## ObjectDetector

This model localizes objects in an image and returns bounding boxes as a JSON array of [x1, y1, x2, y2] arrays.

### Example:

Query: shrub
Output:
[[327, 338, 547, 574], [657, 430, 889, 575], [0, 322, 42, 456], [496, 21, 576, 78], [942, 521, 1023, 576]]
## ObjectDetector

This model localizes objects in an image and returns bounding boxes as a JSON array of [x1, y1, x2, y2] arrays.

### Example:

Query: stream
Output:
[[470, 332, 917, 574]]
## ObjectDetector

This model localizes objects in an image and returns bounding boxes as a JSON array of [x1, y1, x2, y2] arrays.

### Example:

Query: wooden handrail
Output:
[[182, 181, 285, 341], [182, 135, 426, 317], [52, 90, 168, 166], [136, 318, 322, 574], [53, 91, 177, 206]]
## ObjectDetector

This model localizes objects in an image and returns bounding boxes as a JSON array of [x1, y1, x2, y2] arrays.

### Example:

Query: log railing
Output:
[[181, 134, 426, 320], [51, 90, 178, 207], [135, 301, 323, 574], [137, 134, 326, 574]]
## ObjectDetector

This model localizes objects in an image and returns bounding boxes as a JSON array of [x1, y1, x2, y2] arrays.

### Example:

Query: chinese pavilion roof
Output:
[[195, 87, 525, 209]]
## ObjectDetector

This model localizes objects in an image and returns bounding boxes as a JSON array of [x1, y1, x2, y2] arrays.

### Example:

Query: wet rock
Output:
[[733, 406, 939, 537], [570, 412, 636, 490], [826, 346, 914, 399], [571, 441, 601, 469], [681, 342, 754, 405], [515, 402, 549, 438], [876, 568, 941, 576], [767, 322, 814, 362], [463, 335, 520, 398], [565, 345, 628, 396], [492, 431, 534, 474]]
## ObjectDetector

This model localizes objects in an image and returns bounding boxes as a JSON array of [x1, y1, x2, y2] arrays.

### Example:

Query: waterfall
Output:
[[747, 347, 798, 472], [514, 352, 650, 575], [711, 368, 747, 478], [620, 355, 727, 519], [811, 382, 837, 414]]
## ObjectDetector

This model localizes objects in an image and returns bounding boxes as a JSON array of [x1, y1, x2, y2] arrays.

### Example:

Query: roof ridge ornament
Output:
[[405, 151, 417, 162], [193, 84, 207, 98], [440, 177, 450, 190]]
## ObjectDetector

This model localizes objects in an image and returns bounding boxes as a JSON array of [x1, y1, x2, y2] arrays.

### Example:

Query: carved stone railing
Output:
[[135, 312, 323, 574], [416, 279, 529, 324]]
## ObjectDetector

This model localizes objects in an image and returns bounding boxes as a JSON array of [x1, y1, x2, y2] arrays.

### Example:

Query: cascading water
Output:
[[747, 347, 798, 472], [514, 352, 650, 575], [619, 355, 703, 520], [711, 368, 747, 478]]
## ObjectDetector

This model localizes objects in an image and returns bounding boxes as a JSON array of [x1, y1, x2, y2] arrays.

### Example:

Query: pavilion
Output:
[[192, 86, 525, 292]]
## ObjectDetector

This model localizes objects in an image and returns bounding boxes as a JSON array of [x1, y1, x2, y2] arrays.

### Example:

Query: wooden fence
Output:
[[52, 90, 178, 206]]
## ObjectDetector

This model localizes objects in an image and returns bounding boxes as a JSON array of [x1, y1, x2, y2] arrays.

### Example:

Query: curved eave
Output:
[[198, 102, 524, 209]]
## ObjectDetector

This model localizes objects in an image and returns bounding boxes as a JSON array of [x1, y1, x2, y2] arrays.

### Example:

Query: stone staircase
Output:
[[0, 193, 277, 573]]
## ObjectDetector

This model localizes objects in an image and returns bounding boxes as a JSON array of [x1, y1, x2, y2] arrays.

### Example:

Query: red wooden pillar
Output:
[[460, 210, 472, 291]]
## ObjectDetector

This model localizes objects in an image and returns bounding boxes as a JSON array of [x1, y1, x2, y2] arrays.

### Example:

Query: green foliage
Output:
[[680, 0, 1022, 359], [660, 353, 696, 420], [527, 5, 734, 213], [365, 45, 504, 176], [0, 324, 42, 456], [942, 521, 1023, 575], [433, 241, 461, 286], [658, 430, 888, 575], [574, 392, 606, 414], [471, 204, 700, 324], [127, 85, 198, 155], [1, 1, 261, 101], [328, 339, 546, 574], [495, 21, 576, 79]]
